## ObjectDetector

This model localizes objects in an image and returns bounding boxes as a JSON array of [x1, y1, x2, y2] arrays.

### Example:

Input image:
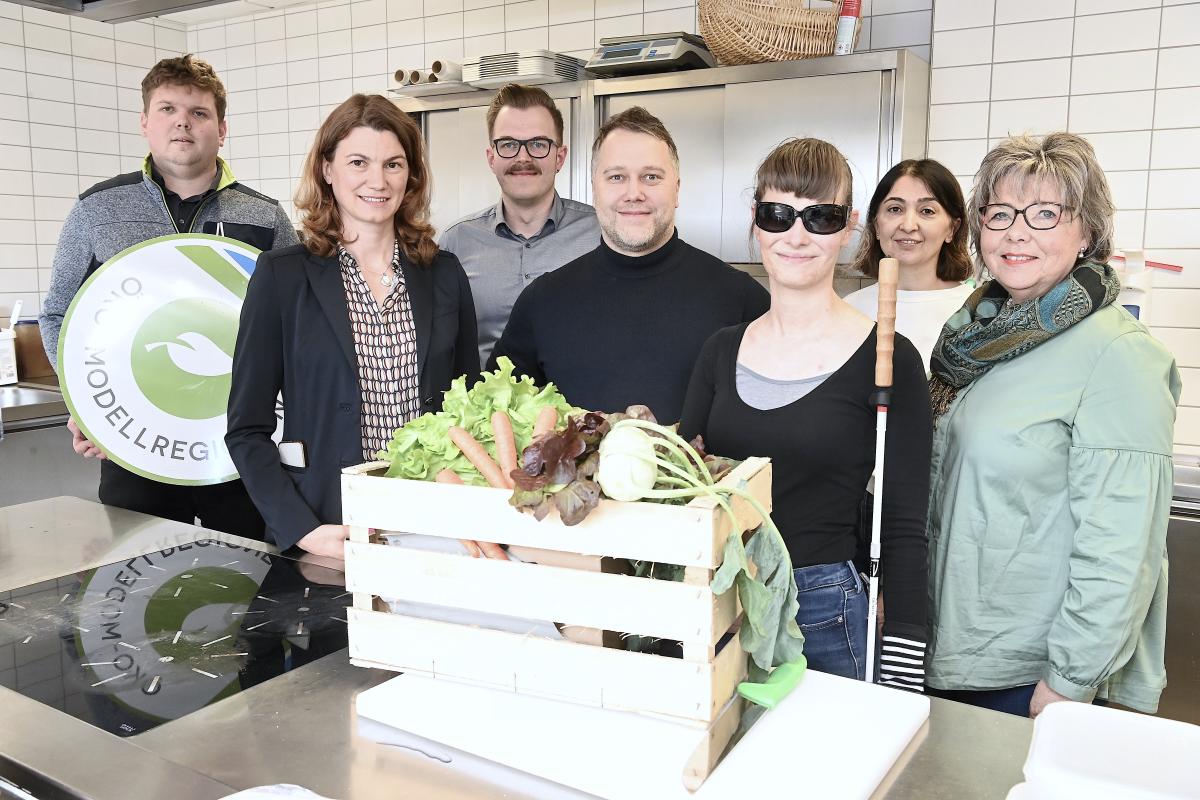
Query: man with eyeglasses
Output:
[[439, 84, 600, 365], [487, 107, 769, 422]]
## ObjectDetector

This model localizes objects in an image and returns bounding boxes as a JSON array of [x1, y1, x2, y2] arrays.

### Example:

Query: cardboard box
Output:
[[14, 321, 54, 381]]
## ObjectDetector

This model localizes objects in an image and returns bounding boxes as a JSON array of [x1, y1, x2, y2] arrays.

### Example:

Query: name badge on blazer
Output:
[[279, 440, 308, 469]]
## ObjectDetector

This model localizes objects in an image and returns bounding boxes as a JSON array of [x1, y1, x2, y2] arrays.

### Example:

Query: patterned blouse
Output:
[[337, 242, 421, 461]]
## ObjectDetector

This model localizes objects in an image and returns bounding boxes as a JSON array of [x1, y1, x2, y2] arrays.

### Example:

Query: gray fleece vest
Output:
[[39, 159, 299, 366]]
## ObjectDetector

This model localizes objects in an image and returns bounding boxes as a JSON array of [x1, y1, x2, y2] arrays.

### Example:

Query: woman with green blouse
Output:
[[924, 132, 1180, 718]]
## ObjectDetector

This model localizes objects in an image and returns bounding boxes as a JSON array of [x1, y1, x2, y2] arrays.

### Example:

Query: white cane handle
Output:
[[875, 257, 899, 389]]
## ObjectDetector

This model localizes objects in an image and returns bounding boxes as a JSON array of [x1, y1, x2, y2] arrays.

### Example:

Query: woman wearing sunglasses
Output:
[[924, 133, 1179, 718], [845, 159, 974, 374], [679, 139, 933, 689]]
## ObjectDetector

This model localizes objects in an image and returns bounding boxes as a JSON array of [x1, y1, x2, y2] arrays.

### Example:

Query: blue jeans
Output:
[[927, 685, 1111, 718], [792, 560, 868, 681], [927, 685, 1036, 716]]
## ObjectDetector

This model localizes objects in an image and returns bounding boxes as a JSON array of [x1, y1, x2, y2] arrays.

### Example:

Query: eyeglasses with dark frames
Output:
[[754, 202, 850, 235], [979, 202, 1073, 231], [491, 137, 558, 159]]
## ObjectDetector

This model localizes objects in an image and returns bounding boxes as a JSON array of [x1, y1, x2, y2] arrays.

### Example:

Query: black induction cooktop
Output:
[[0, 540, 351, 737]]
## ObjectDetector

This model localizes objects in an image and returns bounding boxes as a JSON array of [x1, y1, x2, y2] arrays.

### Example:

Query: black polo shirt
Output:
[[149, 160, 220, 233]]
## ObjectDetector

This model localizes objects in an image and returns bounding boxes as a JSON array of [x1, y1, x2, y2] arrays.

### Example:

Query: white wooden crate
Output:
[[341, 456, 772, 787]]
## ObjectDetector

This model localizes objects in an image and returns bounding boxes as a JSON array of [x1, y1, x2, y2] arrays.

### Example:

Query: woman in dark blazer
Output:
[[226, 94, 480, 558]]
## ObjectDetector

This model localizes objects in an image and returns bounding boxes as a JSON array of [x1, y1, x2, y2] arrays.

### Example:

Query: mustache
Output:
[[505, 162, 541, 175]]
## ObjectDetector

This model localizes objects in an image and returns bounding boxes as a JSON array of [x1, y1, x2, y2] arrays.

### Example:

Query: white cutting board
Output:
[[356, 669, 929, 799]]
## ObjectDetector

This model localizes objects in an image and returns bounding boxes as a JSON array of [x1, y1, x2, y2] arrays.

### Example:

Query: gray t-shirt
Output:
[[736, 362, 832, 410], [438, 193, 600, 366]]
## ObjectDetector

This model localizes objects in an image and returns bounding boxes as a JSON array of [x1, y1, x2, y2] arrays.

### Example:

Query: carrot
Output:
[[435, 468, 464, 485], [491, 411, 518, 486], [438, 459, 508, 559], [448, 425, 509, 489], [533, 405, 558, 438]]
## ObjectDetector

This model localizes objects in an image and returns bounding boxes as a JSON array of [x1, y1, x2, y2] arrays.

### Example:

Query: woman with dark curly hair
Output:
[[226, 94, 480, 558]]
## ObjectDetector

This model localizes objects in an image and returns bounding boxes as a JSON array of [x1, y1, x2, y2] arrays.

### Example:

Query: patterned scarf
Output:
[[929, 261, 1122, 418]]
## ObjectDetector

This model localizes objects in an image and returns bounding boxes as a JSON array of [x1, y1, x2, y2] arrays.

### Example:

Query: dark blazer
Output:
[[226, 243, 480, 551]]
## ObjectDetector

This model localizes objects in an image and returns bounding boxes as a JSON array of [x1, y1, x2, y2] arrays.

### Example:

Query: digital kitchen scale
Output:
[[585, 32, 716, 77], [0, 541, 350, 737]]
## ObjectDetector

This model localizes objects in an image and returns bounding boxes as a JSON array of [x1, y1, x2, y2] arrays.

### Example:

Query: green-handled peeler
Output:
[[737, 656, 807, 709]]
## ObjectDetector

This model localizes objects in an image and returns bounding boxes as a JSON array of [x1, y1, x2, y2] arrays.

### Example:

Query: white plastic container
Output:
[[1008, 702, 1200, 799], [0, 328, 15, 386], [1117, 249, 1154, 323], [0, 300, 20, 386]]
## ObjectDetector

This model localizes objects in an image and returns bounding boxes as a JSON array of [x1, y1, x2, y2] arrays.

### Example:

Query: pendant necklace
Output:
[[360, 262, 394, 287]]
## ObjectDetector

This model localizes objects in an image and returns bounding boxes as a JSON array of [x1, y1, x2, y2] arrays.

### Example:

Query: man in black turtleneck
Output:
[[487, 107, 769, 422]]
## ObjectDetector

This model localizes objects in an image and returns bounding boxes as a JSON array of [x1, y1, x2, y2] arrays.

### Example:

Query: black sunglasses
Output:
[[754, 202, 849, 235]]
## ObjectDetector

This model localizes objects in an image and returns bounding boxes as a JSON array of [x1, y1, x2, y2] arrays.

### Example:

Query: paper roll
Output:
[[430, 59, 462, 81]]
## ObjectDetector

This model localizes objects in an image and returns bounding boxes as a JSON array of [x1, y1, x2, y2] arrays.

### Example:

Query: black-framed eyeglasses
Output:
[[492, 137, 557, 159], [754, 202, 849, 235], [979, 202, 1072, 231]]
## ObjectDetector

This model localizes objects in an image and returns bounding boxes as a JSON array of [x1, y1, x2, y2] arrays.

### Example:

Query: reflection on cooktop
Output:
[[0, 540, 350, 737]]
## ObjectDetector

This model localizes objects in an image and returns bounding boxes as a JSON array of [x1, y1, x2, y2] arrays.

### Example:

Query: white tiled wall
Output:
[[175, 0, 929, 223], [928, 0, 1200, 453], [0, 0, 923, 327], [0, 1, 187, 326]]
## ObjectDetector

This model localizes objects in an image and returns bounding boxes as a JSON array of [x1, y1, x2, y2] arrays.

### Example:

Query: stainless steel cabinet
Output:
[[604, 85, 725, 258], [0, 423, 98, 508], [719, 71, 883, 263], [593, 51, 927, 265], [418, 96, 578, 236], [396, 50, 929, 264]]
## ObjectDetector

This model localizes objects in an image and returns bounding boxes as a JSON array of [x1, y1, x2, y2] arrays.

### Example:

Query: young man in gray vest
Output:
[[39, 54, 299, 540], [439, 84, 600, 366]]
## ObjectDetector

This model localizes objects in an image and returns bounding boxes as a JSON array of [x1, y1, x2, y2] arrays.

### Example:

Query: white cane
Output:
[[865, 257, 898, 684]]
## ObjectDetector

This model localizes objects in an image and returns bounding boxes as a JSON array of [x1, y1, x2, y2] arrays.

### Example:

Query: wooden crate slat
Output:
[[707, 459, 773, 566], [341, 457, 771, 570], [342, 475, 720, 568], [683, 694, 744, 791], [345, 540, 720, 645], [347, 607, 744, 723]]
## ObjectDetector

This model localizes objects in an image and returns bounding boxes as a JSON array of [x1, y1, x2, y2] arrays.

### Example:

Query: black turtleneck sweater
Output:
[[487, 232, 770, 421]]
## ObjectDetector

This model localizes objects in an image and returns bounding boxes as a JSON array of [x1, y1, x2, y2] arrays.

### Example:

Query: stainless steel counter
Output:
[[134, 645, 1032, 800], [0, 497, 266, 800], [1, 497, 1033, 799], [0, 383, 68, 432]]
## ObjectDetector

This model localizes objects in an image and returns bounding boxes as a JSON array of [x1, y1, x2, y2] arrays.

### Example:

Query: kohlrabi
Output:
[[594, 424, 659, 501]]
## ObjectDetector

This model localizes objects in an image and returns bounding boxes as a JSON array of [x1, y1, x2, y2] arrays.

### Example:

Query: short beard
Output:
[[600, 214, 673, 254]]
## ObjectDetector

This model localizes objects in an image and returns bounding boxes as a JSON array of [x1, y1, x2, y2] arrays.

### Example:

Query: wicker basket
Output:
[[699, 0, 862, 66]]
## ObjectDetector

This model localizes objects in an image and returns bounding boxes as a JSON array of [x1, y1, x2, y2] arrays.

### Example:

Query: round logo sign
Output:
[[59, 234, 273, 485], [74, 541, 273, 731]]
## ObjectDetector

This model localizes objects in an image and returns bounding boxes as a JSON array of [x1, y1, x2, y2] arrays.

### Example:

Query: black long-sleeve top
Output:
[[487, 231, 770, 422], [678, 323, 932, 643]]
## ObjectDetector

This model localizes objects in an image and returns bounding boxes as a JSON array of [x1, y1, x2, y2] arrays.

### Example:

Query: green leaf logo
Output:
[[131, 297, 240, 420]]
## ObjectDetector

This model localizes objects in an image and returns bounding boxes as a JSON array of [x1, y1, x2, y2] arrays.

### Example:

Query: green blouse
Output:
[[926, 304, 1181, 712]]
